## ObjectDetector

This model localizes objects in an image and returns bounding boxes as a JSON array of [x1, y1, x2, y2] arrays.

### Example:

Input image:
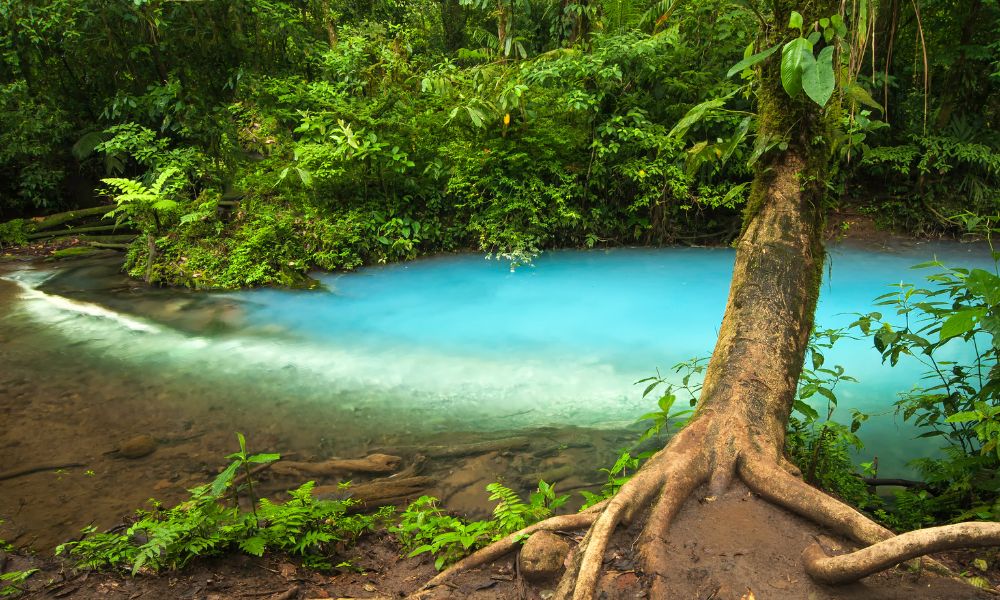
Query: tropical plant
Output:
[[850, 252, 1000, 523], [392, 480, 568, 569], [56, 434, 390, 573]]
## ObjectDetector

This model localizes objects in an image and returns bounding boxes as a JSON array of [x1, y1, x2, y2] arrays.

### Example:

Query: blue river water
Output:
[[3, 241, 996, 478]]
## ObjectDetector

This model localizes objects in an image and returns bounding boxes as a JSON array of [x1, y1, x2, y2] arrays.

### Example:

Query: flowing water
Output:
[[0, 241, 994, 549]]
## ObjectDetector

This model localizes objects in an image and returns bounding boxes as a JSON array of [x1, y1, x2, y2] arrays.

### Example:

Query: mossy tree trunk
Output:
[[412, 0, 1000, 597]]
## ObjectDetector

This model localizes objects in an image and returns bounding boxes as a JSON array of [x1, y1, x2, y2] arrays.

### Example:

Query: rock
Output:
[[118, 434, 157, 459], [519, 531, 571, 583]]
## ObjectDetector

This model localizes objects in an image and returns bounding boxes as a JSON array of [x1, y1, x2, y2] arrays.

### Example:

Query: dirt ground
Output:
[[3, 483, 996, 599]]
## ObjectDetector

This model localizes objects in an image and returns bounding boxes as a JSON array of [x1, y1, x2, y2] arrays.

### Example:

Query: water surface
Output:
[[0, 241, 994, 547]]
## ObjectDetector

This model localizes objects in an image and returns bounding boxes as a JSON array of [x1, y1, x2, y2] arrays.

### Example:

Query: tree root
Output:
[[269, 453, 402, 477], [803, 522, 1000, 584], [411, 500, 610, 599], [407, 422, 995, 600], [379, 437, 531, 459], [740, 458, 895, 546]]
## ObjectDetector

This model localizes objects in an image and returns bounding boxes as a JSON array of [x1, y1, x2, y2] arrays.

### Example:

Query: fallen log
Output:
[[27, 224, 126, 240], [269, 453, 402, 477], [860, 477, 927, 489], [50, 233, 136, 244], [28, 205, 111, 232], [87, 242, 131, 251]]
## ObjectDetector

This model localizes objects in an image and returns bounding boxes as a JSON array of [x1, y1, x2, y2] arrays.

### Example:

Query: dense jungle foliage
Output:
[[1, 0, 998, 286]]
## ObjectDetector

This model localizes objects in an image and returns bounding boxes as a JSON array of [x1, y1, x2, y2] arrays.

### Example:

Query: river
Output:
[[0, 240, 993, 549]]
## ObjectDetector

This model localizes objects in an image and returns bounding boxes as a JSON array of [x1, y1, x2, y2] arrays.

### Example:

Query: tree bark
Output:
[[412, 1, 990, 597]]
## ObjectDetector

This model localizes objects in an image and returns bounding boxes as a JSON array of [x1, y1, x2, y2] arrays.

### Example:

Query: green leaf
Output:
[[846, 83, 884, 111], [669, 98, 727, 138], [720, 118, 752, 164], [248, 453, 281, 464], [830, 14, 845, 33], [239, 536, 266, 556], [802, 46, 835, 106], [788, 10, 803, 29], [966, 269, 1000, 305], [793, 399, 819, 421], [945, 411, 981, 424], [211, 460, 240, 498], [726, 43, 780, 78], [295, 167, 313, 187], [781, 37, 813, 97], [939, 307, 986, 341]]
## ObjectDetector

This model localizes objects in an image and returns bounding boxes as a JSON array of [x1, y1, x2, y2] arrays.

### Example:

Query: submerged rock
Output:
[[118, 434, 157, 459]]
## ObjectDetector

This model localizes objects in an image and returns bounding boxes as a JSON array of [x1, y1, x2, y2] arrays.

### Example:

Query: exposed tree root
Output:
[[269, 453, 402, 477], [406, 419, 993, 600], [410, 500, 609, 599], [740, 458, 894, 546], [803, 522, 1000, 584]]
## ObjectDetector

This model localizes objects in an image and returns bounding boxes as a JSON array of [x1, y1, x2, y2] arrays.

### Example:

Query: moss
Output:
[[49, 246, 102, 259], [0, 218, 28, 247]]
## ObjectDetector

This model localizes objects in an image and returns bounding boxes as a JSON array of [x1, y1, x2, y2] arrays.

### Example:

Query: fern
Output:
[[487, 482, 530, 534], [58, 442, 389, 574], [600, 0, 644, 33]]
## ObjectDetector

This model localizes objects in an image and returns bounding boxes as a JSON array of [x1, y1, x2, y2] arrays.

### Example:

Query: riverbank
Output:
[[2, 222, 999, 599], [4, 485, 996, 599]]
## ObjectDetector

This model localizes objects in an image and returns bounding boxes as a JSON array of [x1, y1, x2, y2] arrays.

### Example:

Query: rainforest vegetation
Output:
[[2, 0, 1000, 597], [0, 0, 997, 286]]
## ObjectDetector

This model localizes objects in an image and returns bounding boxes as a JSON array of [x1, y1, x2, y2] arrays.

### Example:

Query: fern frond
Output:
[[150, 167, 181, 195]]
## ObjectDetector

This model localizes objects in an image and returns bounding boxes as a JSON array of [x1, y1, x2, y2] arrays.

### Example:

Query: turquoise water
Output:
[[3, 241, 995, 477]]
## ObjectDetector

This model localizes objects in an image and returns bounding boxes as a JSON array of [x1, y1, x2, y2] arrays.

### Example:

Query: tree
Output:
[[410, 0, 1000, 597]]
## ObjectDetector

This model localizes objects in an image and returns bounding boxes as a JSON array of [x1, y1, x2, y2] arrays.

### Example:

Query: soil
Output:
[[3, 484, 996, 599]]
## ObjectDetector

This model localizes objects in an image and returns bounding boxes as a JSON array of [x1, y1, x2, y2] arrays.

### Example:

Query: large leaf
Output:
[[720, 117, 753, 163], [211, 459, 241, 498], [965, 269, 1000, 305], [668, 98, 727, 138], [939, 307, 986, 341], [780, 37, 814, 97], [802, 46, 835, 106], [846, 82, 883, 111], [788, 10, 803, 30], [726, 43, 780, 78]]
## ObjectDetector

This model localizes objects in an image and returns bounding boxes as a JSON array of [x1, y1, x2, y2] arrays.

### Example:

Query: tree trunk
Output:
[[497, 0, 509, 58], [321, 0, 338, 47], [411, 1, 990, 597], [440, 0, 466, 52]]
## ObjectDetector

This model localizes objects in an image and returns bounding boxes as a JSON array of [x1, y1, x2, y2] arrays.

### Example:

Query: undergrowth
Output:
[[392, 480, 568, 570], [57, 434, 392, 573]]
